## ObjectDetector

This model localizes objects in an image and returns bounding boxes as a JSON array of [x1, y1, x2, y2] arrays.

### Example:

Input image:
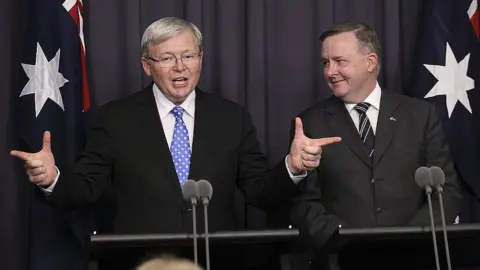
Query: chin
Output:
[[332, 87, 349, 98], [172, 88, 193, 99], [171, 85, 191, 93]]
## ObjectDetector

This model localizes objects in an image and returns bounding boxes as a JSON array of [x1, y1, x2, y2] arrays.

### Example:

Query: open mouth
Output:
[[172, 77, 188, 86]]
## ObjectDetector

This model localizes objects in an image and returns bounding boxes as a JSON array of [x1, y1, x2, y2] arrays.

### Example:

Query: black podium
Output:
[[319, 224, 480, 270], [90, 224, 480, 270], [90, 229, 298, 270]]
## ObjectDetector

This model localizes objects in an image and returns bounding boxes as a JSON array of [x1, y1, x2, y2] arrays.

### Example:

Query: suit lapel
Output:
[[325, 98, 372, 167], [136, 85, 182, 192], [373, 91, 401, 165], [188, 90, 211, 180]]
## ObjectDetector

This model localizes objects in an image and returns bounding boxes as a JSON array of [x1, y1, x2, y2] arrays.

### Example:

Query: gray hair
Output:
[[141, 17, 203, 57], [319, 21, 381, 76]]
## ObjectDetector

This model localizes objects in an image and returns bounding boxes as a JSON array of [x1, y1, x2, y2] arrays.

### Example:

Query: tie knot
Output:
[[354, 102, 371, 114], [171, 106, 184, 118]]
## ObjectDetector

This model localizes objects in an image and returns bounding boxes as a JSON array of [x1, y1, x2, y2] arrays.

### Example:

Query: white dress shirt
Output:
[[344, 81, 382, 135], [152, 84, 195, 148]]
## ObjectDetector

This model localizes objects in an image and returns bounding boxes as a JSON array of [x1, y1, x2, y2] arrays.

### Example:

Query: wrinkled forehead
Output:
[[148, 30, 200, 55]]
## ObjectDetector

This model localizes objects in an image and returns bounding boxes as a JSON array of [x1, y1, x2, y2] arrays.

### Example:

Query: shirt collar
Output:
[[345, 81, 382, 112], [152, 83, 196, 120]]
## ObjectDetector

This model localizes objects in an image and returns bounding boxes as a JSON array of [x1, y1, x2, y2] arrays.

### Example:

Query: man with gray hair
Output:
[[289, 21, 462, 269], [10, 17, 341, 269]]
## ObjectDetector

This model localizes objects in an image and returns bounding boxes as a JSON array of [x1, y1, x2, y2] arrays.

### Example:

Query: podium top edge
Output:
[[91, 224, 480, 242]]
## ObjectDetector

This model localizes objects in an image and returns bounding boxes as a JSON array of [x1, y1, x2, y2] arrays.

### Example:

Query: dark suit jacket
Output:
[[48, 84, 299, 233], [46, 84, 299, 269], [290, 90, 462, 250]]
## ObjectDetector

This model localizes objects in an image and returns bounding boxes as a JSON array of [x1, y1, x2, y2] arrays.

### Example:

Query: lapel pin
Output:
[[389, 117, 397, 121]]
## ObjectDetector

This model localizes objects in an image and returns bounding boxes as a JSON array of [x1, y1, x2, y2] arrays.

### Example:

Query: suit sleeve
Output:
[[286, 118, 345, 249], [47, 106, 114, 208], [236, 110, 301, 210], [290, 170, 345, 249], [408, 104, 462, 225]]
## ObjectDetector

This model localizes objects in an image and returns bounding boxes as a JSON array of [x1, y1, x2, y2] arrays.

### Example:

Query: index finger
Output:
[[311, 137, 342, 147], [10, 150, 33, 161]]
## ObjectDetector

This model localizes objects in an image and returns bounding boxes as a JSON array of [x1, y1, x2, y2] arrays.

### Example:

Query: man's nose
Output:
[[325, 62, 337, 77], [173, 57, 186, 71]]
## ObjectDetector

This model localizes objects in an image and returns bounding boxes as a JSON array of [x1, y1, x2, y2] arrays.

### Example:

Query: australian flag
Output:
[[15, 0, 93, 269], [408, 0, 480, 222]]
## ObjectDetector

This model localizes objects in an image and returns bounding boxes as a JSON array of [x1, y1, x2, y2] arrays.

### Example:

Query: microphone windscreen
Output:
[[197, 179, 213, 199], [430, 166, 446, 185], [415, 166, 433, 188], [182, 179, 198, 200]]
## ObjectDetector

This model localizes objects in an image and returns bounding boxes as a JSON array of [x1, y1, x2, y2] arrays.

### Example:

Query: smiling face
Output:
[[141, 29, 203, 105], [321, 31, 378, 103]]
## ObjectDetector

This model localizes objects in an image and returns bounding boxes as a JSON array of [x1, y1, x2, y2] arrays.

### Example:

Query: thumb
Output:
[[294, 117, 304, 138], [42, 131, 52, 152]]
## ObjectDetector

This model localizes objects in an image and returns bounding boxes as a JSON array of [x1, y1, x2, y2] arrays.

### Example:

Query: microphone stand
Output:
[[192, 197, 198, 265], [202, 197, 210, 270], [437, 184, 452, 270], [182, 180, 199, 266], [426, 185, 441, 270], [197, 179, 212, 270]]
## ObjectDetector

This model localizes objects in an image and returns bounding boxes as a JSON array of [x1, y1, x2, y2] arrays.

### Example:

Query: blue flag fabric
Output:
[[407, 0, 480, 222], [15, 0, 93, 269]]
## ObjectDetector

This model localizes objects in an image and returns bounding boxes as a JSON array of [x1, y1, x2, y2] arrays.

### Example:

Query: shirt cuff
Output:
[[285, 156, 307, 184], [38, 166, 60, 195]]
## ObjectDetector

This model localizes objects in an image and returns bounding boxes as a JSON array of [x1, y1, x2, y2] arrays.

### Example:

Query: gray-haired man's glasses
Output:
[[146, 52, 202, 67]]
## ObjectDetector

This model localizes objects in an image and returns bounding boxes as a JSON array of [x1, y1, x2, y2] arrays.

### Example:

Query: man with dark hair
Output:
[[289, 21, 462, 267], [318, 21, 382, 75]]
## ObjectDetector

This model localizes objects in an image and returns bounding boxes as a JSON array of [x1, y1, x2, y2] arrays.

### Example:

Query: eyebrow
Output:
[[159, 49, 198, 55], [322, 56, 345, 61]]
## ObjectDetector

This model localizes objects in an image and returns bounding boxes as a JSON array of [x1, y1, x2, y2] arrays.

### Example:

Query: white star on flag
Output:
[[20, 43, 68, 117], [423, 42, 475, 118]]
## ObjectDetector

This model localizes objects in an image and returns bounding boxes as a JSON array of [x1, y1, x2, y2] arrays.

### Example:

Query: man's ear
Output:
[[367, 53, 378, 73], [141, 58, 152, 76]]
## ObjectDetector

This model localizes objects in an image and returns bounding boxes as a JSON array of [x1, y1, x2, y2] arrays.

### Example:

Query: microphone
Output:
[[197, 179, 213, 270], [430, 166, 452, 270], [182, 180, 199, 265], [415, 166, 440, 270]]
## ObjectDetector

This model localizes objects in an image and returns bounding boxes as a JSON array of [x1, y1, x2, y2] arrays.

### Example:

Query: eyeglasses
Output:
[[146, 52, 202, 67]]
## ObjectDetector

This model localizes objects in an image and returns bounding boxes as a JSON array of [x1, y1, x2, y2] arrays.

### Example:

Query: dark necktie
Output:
[[354, 102, 375, 159]]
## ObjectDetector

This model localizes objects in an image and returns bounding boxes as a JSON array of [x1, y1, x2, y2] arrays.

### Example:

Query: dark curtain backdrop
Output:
[[1, 1, 425, 269]]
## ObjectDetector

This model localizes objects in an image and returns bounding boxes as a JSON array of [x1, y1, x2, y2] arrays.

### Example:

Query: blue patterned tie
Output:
[[170, 106, 191, 186]]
